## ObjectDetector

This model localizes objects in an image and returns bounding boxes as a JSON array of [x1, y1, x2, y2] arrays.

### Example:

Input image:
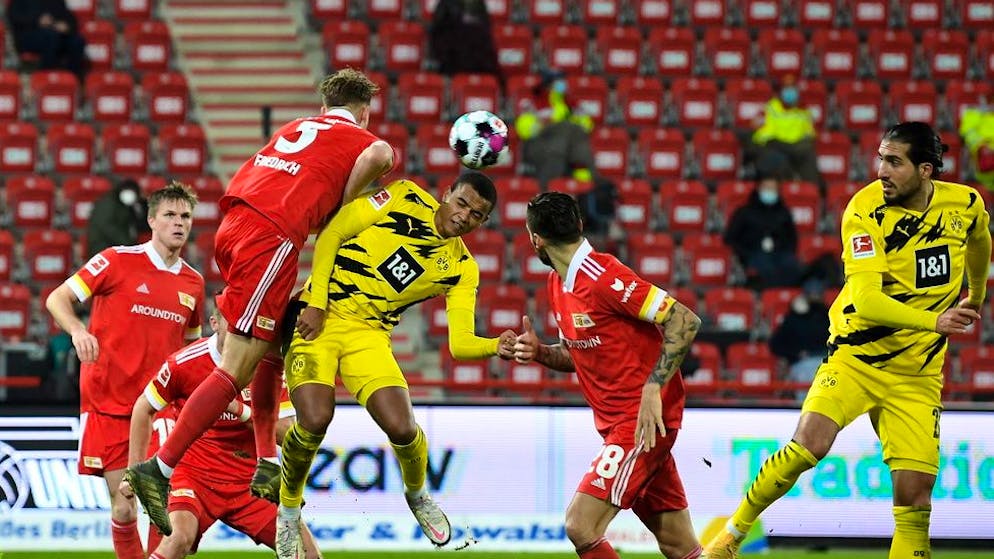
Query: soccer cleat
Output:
[[406, 492, 451, 546], [125, 459, 173, 536], [702, 528, 742, 559], [275, 508, 304, 559], [249, 459, 281, 503]]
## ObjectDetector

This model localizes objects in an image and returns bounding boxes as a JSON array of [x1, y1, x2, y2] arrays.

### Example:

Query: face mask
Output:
[[780, 86, 799, 106], [758, 190, 779, 205], [552, 80, 567, 95], [791, 296, 810, 315], [119, 189, 138, 206]]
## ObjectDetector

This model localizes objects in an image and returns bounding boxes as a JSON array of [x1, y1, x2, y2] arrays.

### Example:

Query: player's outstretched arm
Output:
[[128, 395, 157, 468], [46, 283, 99, 363], [513, 315, 576, 372], [847, 270, 980, 334]]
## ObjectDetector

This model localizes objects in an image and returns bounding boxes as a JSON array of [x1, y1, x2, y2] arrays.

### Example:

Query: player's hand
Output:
[[296, 306, 326, 341], [118, 479, 134, 499], [935, 307, 981, 336], [635, 383, 665, 453], [496, 329, 517, 360], [71, 328, 99, 363], [958, 297, 982, 313], [513, 315, 539, 363]]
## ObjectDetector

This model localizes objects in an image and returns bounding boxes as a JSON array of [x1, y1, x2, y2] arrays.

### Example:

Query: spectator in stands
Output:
[[576, 177, 618, 237], [723, 175, 802, 289], [515, 69, 595, 187], [86, 179, 150, 257], [7, 0, 87, 82], [769, 287, 830, 401], [748, 75, 821, 186], [960, 98, 994, 192], [428, 0, 502, 86]]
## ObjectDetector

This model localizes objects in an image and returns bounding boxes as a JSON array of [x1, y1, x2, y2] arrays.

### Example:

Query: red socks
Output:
[[251, 355, 283, 460], [679, 545, 703, 559], [110, 519, 144, 559], [577, 537, 620, 559], [158, 367, 238, 469], [146, 526, 163, 557]]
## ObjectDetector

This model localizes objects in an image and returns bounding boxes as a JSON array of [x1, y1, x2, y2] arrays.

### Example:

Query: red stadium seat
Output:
[[23, 229, 73, 282], [322, 20, 370, 70], [826, 181, 860, 218], [5, 175, 55, 229], [378, 22, 425, 73], [0, 122, 39, 173], [47, 123, 96, 175], [81, 19, 116, 71], [703, 29, 749, 78], [512, 231, 550, 287], [901, 0, 942, 29], [810, 29, 858, 80], [940, 133, 963, 181], [797, 79, 828, 128], [135, 175, 168, 197], [685, 342, 722, 391], [627, 233, 675, 285], [889, 81, 937, 126], [528, 0, 568, 24], [921, 30, 968, 81], [30, 71, 78, 123], [414, 123, 459, 175], [615, 77, 663, 127], [0, 71, 20, 122], [366, 0, 405, 20], [505, 361, 546, 386], [797, 0, 836, 27], [757, 29, 804, 81], [670, 78, 718, 128], [114, 0, 153, 20], [692, 129, 739, 181], [546, 178, 593, 197], [66, 0, 98, 21], [589, 127, 630, 180], [637, 128, 685, 182], [944, 81, 992, 130], [669, 287, 698, 311], [959, 346, 994, 393], [866, 30, 914, 80], [815, 132, 852, 184], [477, 284, 527, 336], [688, 0, 725, 25], [193, 232, 224, 284], [311, 0, 347, 20], [781, 180, 821, 234], [370, 122, 409, 177], [704, 287, 756, 331], [681, 233, 731, 286], [978, 30, 994, 80], [159, 124, 206, 175], [397, 72, 444, 124], [463, 229, 506, 284], [494, 176, 540, 229], [660, 180, 708, 233], [743, 0, 781, 26], [419, 294, 448, 340], [62, 175, 112, 228], [0, 283, 31, 340], [440, 344, 491, 396], [450, 74, 501, 116], [565, 76, 609, 125], [798, 233, 842, 266], [715, 180, 753, 227], [185, 176, 224, 230], [102, 123, 151, 175], [726, 341, 779, 394], [539, 26, 587, 76], [959, 0, 994, 29], [366, 71, 390, 124], [506, 74, 541, 116], [760, 287, 802, 330], [579, 0, 621, 24], [724, 78, 773, 129], [0, 230, 12, 282], [859, 130, 884, 177], [595, 26, 641, 77], [846, 0, 889, 29], [85, 71, 134, 123], [123, 21, 171, 72], [494, 25, 533, 77], [835, 80, 884, 132], [141, 72, 189, 124], [614, 179, 654, 233], [531, 284, 559, 336], [634, 0, 673, 26], [647, 27, 694, 78]]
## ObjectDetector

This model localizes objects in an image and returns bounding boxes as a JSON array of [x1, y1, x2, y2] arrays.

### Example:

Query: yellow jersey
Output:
[[830, 179, 990, 376], [301, 180, 480, 332]]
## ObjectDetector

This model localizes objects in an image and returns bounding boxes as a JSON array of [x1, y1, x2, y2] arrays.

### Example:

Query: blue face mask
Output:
[[780, 86, 799, 106], [758, 190, 779, 205], [552, 80, 567, 95]]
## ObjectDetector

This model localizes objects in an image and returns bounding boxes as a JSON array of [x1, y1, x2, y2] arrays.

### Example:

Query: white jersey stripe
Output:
[[77, 412, 89, 466], [611, 448, 641, 506], [584, 256, 606, 273], [236, 238, 294, 333], [175, 344, 210, 365]]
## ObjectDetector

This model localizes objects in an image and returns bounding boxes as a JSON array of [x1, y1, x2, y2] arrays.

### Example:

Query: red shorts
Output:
[[215, 203, 299, 342], [576, 426, 687, 519], [77, 412, 130, 476], [164, 469, 276, 552]]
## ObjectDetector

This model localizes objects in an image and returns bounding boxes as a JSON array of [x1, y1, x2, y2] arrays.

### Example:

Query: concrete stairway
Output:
[[162, 0, 322, 180]]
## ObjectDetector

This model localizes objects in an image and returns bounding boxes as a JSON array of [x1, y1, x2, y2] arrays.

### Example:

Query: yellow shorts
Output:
[[284, 313, 406, 406], [801, 357, 943, 475]]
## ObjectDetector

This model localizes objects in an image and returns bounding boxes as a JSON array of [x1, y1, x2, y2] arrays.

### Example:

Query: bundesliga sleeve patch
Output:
[[850, 233, 876, 259], [368, 189, 391, 209]]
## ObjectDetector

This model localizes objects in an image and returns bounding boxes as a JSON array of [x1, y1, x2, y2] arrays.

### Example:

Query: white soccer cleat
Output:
[[276, 507, 304, 559], [406, 492, 452, 546]]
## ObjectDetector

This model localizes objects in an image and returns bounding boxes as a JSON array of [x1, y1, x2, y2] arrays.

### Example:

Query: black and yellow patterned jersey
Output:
[[830, 179, 990, 376], [301, 180, 480, 331]]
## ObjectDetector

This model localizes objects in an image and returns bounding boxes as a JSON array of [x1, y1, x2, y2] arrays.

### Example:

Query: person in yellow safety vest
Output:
[[514, 69, 594, 186], [959, 100, 994, 191], [751, 76, 822, 186]]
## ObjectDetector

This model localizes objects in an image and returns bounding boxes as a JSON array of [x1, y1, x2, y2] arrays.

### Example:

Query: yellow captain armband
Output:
[[638, 285, 676, 324]]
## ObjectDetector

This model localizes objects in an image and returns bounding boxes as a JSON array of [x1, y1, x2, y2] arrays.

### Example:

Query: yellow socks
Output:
[[890, 505, 930, 559], [279, 422, 324, 508], [728, 440, 819, 537], [391, 425, 428, 494]]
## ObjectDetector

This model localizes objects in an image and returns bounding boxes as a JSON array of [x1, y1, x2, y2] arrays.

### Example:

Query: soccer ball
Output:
[[448, 110, 509, 170]]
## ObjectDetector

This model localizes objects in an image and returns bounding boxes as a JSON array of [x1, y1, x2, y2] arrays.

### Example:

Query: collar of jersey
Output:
[[563, 239, 594, 293], [323, 108, 357, 123], [207, 334, 222, 366], [144, 242, 183, 275]]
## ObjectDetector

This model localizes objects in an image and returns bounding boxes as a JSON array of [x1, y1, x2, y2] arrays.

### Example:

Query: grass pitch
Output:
[[3, 551, 994, 558]]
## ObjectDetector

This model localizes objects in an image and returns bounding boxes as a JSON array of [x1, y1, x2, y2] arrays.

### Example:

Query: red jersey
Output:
[[144, 335, 294, 484], [221, 109, 381, 249], [67, 243, 204, 417], [547, 240, 685, 436]]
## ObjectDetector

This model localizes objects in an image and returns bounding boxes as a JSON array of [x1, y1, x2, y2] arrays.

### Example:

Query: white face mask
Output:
[[791, 296, 810, 315], [119, 189, 138, 206]]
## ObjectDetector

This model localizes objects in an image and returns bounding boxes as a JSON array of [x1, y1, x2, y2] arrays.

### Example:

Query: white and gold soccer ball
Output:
[[448, 110, 509, 170]]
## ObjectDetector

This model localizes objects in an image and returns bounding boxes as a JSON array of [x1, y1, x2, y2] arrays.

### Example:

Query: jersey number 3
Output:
[[275, 121, 334, 154]]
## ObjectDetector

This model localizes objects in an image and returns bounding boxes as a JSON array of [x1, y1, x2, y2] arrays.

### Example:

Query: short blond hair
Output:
[[319, 68, 379, 108], [148, 181, 198, 217]]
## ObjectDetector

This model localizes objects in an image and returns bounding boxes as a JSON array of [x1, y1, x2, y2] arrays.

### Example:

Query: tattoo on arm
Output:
[[648, 304, 701, 386], [537, 343, 576, 372]]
